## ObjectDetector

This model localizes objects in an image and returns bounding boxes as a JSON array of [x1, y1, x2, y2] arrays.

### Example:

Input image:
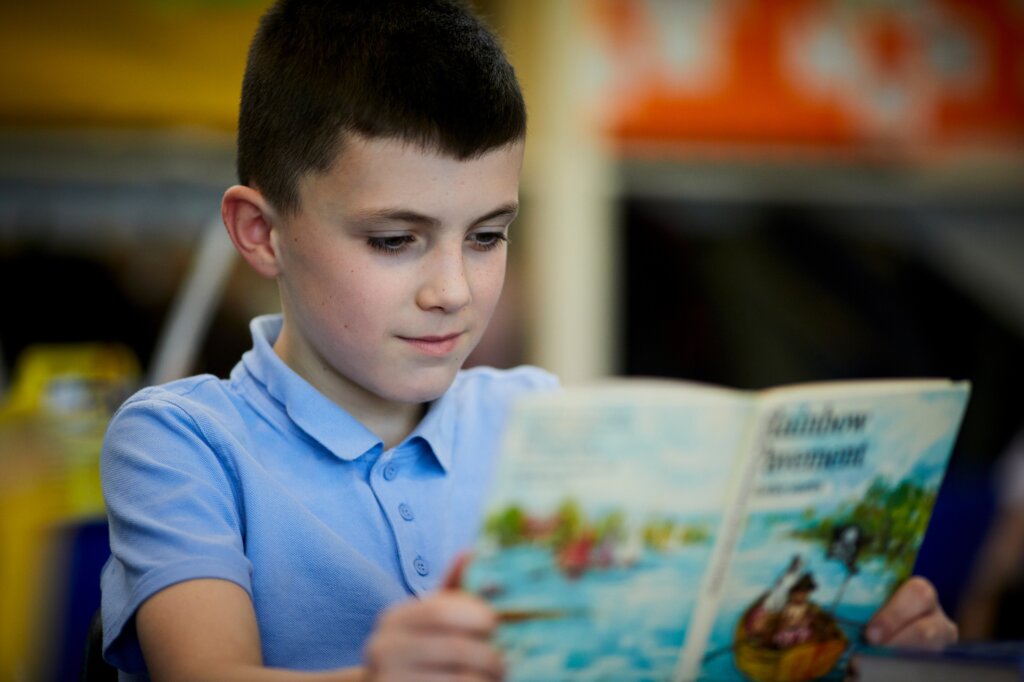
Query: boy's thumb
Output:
[[443, 552, 472, 590]]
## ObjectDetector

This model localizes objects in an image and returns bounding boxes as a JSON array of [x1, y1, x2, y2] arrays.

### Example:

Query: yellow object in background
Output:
[[0, 0, 270, 131], [0, 344, 140, 680], [1, 343, 139, 420]]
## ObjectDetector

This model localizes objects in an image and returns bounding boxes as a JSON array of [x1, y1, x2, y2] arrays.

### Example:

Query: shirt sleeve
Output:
[[100, 394, 252, 674]]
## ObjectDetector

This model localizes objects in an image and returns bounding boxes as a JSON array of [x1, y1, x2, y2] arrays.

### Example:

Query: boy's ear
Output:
[[221, 185, 282, 278]]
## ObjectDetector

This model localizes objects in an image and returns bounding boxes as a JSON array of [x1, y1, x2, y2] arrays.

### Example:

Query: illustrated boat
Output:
[[733, 600, 848, 682]]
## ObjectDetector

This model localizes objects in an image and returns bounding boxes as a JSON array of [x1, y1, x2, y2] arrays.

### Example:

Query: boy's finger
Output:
[[381, 592, 498, 636], [443, 552, 472, 590], [369, 631, 504, 680], [373, 671, 500, 682], [882, 611, 958, 651], [865, 577, 940, 644]]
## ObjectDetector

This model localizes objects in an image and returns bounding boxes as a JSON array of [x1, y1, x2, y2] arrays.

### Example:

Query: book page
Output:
[[683, 381, 969, 682], [463, 383, 755, 682]]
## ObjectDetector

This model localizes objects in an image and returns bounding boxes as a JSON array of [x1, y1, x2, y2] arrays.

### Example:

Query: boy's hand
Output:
[[363, 556, 504, 681], [864, 576, 958, 650]]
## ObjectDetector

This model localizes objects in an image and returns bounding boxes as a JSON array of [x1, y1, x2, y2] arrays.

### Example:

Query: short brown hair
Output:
[[237, 0, 526, 215]]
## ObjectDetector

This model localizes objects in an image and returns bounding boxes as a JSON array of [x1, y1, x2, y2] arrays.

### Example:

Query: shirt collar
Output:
[[239, 314, 454, 470], [407, 384, 457, 472]]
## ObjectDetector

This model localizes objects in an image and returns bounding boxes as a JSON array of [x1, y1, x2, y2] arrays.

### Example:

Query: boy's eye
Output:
[[367, 235, 414, 253], [469, 231, 509, 251]]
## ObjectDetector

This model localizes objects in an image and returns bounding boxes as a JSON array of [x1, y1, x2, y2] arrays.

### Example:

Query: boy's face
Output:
[[271, 135, 524, 410]]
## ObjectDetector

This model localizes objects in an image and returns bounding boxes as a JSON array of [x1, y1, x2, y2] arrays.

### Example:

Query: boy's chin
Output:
[[378, 368, 462, 405]]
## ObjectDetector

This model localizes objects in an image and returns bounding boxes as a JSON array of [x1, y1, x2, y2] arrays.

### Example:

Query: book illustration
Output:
[[481, 500, 715, 583], [687, 388, 968, 681], [698, 474, 943, 682], [465, 389, 749, 681], [729, 556, 848, 682], [470, 500, 722, 681], [706, 534, 869, 682], [464, 380, 970, 682]]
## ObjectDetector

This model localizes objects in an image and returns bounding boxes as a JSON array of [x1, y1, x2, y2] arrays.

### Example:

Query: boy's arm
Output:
[[137, 578, 362, 682], [137, 577, 504, 682]]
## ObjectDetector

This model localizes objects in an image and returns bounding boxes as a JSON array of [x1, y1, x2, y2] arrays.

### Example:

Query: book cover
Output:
[[463, 379, 970, 682], [682, 381, 970, 681]]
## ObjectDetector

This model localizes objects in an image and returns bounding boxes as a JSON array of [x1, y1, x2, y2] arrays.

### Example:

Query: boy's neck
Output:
[[351, 401, 427, 451], [272, 327, 426, 450]]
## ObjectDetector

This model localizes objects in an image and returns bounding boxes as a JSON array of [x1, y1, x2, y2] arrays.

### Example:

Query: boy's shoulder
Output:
[[118, 373, 232, 410], [110, 374, 244, 435], [104, 365, 558, 461], [110, 365, 558, 432], [101, 374, 253, 485]]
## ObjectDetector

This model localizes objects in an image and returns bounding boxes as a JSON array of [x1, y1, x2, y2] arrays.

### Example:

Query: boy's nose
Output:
[[416, 250, 472, 313]]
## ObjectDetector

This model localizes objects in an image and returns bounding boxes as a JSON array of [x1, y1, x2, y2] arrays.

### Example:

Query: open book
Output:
[[462, 379, 970, 682]]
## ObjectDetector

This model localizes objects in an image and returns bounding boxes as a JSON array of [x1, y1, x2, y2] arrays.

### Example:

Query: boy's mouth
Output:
[[397, 332, 463, 357]]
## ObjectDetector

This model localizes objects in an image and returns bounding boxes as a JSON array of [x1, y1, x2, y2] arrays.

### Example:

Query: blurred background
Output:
[[0, 0, 1022, 678]]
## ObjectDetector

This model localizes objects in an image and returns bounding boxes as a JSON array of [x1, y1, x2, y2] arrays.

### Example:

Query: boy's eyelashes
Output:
[[367, 234, 415, 253], [468, 231, 509, 251], [365, 231, 509, 255]]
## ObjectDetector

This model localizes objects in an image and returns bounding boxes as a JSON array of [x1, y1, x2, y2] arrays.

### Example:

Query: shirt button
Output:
[[413, 556, 430, 576], [383, 463, 398, 480], [399, 503, 414, 521]]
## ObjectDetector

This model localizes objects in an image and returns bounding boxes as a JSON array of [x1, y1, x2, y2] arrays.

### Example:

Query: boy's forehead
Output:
[[296, 134, 525, 217]]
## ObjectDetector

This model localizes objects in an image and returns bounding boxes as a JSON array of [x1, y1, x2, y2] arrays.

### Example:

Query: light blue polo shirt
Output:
[[100, 314, 557, 676]]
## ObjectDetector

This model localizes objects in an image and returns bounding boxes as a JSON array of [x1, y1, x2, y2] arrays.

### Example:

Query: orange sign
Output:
[[588, 0, 1024, 153]]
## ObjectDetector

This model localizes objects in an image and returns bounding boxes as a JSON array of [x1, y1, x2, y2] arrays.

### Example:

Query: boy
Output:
[[100, 0, 956, 679]]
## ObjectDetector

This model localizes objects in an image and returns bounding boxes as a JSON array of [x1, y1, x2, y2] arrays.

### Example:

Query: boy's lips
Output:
[[397, 332, 463, 357]]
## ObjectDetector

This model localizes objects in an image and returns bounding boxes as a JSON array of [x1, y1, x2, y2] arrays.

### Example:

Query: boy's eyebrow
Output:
[[350, 202, 519, 228]]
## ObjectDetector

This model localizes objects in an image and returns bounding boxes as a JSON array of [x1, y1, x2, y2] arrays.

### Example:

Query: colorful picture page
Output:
[[465, 383, 753, 682], [687, 383, 969, 682]]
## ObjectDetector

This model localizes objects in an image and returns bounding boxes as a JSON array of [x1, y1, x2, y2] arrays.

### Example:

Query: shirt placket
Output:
[[371, 444, 435, 595]]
